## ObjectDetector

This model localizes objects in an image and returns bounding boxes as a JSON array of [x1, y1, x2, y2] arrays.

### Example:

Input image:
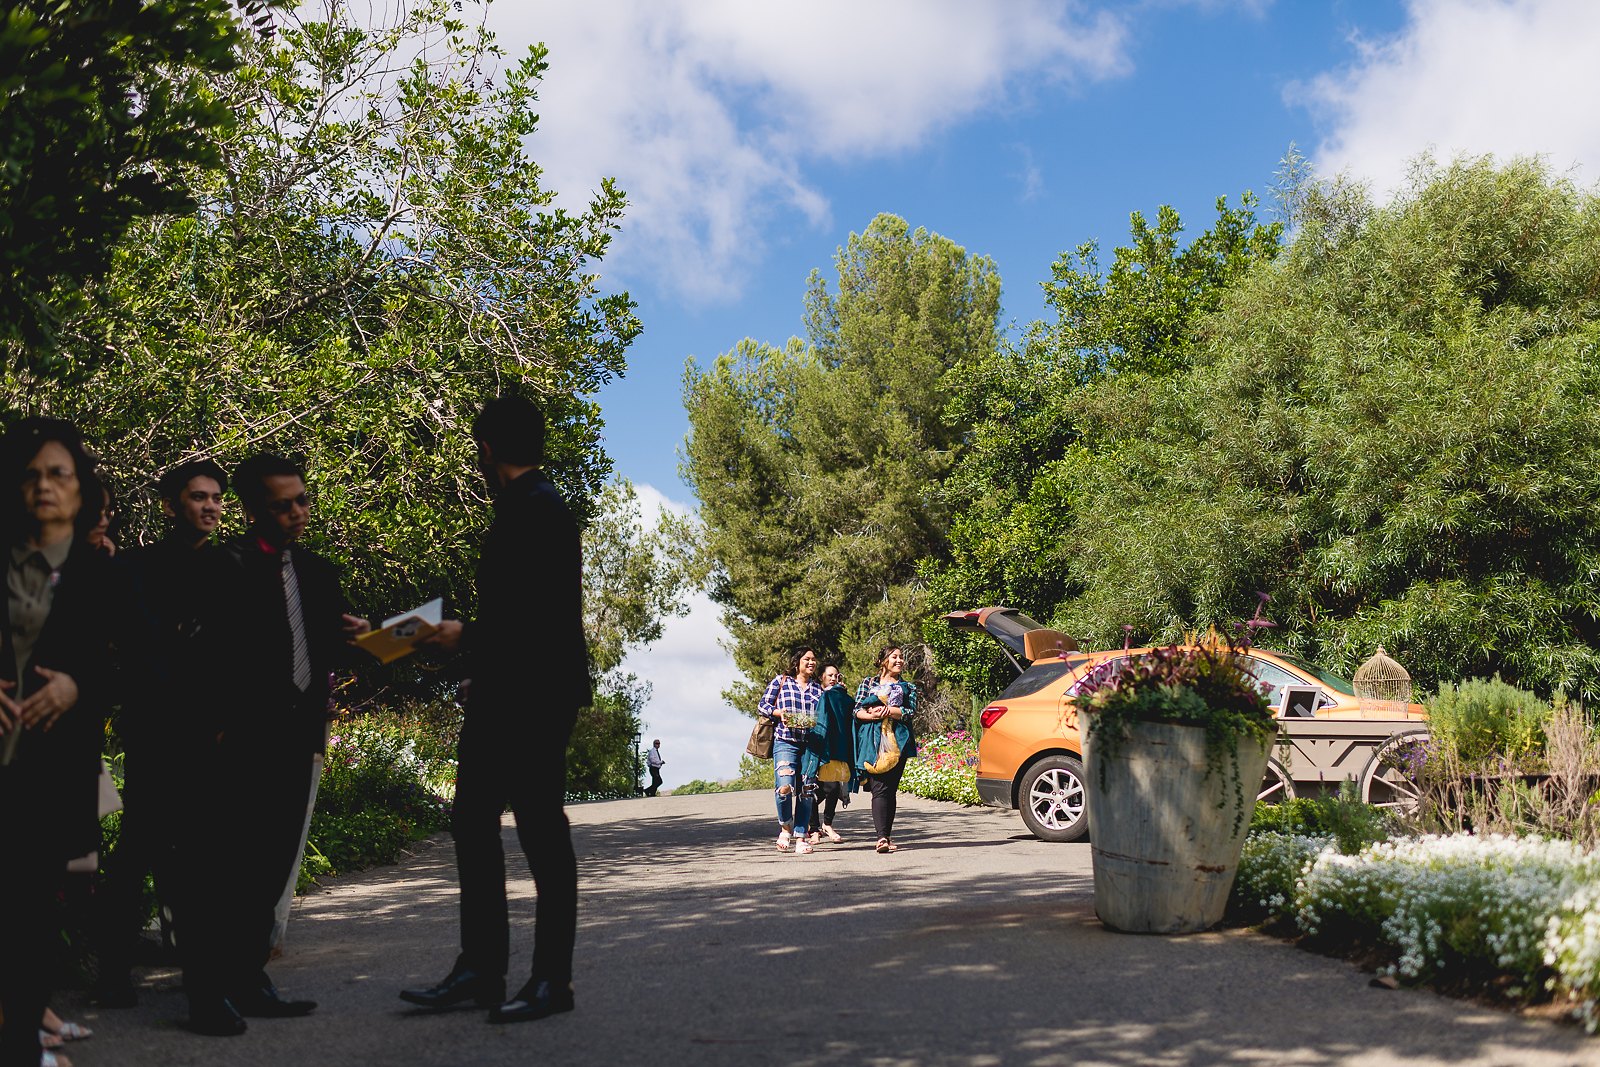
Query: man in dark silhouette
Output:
[[400, 394, 590, 1024], [95, 460, 230, 1007], [186, 453, 368, 1036]]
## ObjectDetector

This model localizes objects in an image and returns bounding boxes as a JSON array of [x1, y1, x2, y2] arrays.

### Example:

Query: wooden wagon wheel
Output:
[[1257, 756, 1295, 804], [1358, 728, 1431, 814]]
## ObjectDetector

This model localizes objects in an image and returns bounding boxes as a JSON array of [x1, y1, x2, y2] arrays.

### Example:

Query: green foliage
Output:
[[3, 0, 639, 628], [683, 213, 999, 713], [1250, 782, 1394, 855], [1427, 676, 1552, 766], [307, 705, 455, 882], [0, 0, 258, 353], [659, 755, 774, 795], [986, 156, 1600, 700], [927, 194, 1281, 699]]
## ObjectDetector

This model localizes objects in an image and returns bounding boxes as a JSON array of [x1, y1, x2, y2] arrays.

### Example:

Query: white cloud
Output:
[[617, 484, 745, 787], [1295, 0, 1600, 197], [486, 2, 1130, 302]]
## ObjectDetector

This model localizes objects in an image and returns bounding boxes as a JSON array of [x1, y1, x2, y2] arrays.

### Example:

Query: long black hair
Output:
[[0, 417, 105, 544]]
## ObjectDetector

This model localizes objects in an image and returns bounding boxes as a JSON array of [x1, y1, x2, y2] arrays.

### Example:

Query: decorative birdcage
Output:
[[1353, 646, 1413, 715]]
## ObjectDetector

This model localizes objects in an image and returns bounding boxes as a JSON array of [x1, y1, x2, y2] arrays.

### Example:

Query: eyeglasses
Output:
[[266, 493, 310, 515]]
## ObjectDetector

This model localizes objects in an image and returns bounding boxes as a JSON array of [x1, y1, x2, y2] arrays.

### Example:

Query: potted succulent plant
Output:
[[1078, 623, 1277, 934]]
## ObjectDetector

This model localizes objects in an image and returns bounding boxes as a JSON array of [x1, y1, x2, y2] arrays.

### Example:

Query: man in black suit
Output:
[[400, 394, 590, 1024], [95, 459, 231, 1007], [186, 453, 368, 1036]]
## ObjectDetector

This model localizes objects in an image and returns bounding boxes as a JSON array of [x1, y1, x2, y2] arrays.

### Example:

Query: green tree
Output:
[[683, 214, 1001, 720], [1052, 157, 1600, 699], [0, 0, 268, 355], [928, 195, 1282, 697], [3, 0, 639, 624], [569, 480, 703, 796]]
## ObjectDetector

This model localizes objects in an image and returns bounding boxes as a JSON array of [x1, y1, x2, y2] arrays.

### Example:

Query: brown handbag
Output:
[[746, 715, 775, 760]]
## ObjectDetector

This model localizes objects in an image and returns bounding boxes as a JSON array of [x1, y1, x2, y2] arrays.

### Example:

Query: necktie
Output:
[[281, 548, 313, 692]]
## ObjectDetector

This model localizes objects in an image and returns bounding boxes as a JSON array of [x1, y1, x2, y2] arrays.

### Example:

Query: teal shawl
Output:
[[852, 675, 919, 771], [801, 685, 859, 790]]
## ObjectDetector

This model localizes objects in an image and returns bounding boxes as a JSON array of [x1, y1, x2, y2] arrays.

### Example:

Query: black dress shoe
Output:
[[399, 968, 506, 1011], [487, 980, 574, 1024], [187, 997, 248, 1037], [231, 986, 317, 1018]]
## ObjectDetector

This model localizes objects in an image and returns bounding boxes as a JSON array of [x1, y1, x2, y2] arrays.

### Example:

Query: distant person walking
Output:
[[854, 646, 918, 854], [758, 649, 821, 854], [805, 664, 856, 844], [645, 739, 665, 797], [402, 394, 589, 1025]]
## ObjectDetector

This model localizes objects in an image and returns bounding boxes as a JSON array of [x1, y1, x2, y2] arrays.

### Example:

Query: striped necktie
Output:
[[281, 548, 313, 692]]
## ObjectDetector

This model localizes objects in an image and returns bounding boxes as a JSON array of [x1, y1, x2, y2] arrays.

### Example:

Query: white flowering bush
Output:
[[1266, 832, 1600, 1032], [1547, 883, 1600, 1032], [1233, 832, 1330, 921]]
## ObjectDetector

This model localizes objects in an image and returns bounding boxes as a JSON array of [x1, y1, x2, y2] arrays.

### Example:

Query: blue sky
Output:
[[480, 0, 1600, 787]]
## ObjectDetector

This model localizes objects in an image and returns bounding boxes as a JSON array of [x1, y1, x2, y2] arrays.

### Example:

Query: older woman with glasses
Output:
[[0, 419, 116, 1067]]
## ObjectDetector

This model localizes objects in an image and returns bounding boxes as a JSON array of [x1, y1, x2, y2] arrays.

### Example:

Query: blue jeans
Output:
[[772, 739, 814, 832]]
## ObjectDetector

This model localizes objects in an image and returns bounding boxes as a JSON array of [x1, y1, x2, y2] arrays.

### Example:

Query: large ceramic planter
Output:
[[1081, 716, 1271, 934]]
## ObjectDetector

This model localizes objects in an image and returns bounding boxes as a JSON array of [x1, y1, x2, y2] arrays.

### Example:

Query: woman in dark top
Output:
[[853, 645, 918, 854], [0, 419, 116, 1067], [804, 664, 857, 843]]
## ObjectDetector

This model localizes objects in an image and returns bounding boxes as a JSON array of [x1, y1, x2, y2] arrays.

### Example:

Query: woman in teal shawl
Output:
[[852, 646, 918, 853], [802, 665, 857, 843]]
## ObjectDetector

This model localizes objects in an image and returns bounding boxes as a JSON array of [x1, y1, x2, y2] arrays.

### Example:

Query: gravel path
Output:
[[49, 790, 1600, 1066]]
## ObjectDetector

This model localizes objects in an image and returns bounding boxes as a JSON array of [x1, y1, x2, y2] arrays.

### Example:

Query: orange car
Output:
[[943, 607, 1429, 842]]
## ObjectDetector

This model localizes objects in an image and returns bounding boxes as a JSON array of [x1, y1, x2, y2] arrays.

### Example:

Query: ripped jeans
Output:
[[772, 739, 815, 831]]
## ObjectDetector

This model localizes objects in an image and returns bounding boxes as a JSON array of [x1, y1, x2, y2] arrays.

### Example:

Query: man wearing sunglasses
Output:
[[180, 453, 369, 1037]]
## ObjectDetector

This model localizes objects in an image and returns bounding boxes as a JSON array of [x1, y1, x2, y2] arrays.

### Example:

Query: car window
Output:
[[1242, 657, 1298, 708], [997, 660, 1079, 701], [1066, 656, 1130, 696]]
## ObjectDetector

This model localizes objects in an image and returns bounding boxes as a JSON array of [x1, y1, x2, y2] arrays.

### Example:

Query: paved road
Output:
[[55, 790, 1600, 1066]]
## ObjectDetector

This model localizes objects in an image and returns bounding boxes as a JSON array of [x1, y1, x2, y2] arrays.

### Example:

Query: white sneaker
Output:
[[776, 827, 793, 852], [795, 837, 814, 855]]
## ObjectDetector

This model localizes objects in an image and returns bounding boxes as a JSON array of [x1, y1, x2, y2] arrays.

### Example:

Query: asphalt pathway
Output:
[[50, 790, 1600, 1066]]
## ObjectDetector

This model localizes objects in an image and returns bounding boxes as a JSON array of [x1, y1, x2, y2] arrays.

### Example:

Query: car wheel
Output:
[[1018, 755, 1089, 843]]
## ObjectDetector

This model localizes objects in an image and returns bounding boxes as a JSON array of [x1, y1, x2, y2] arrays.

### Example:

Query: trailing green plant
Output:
[[1080, 632, 1275, 832]]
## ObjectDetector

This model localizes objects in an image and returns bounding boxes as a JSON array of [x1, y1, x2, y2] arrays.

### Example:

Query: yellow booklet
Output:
[[355, 598, 443, 664]]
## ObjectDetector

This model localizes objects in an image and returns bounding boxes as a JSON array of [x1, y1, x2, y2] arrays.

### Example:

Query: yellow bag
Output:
[[818, 759, 851, 782], [862, 720, 901, 775]]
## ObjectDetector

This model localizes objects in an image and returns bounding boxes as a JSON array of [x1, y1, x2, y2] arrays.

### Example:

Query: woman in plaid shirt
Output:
[[758, 648, 822, 854]]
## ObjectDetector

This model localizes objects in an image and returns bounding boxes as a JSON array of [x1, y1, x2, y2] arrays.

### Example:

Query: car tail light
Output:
[[980, 704, 1008, 729]]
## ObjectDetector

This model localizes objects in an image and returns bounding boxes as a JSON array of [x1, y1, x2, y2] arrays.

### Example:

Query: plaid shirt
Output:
[[759, 674, 821, 745]]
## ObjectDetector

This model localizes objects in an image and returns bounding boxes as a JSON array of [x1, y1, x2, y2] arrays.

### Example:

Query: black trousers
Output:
[[807, 781, 846, 832], [646, 765, 662, 796], [95, 748, 185, 982], [867, 759, 906, 840], [452, 716, 577, 985], [183, 742, 316, 1001], [0, 867, 56, 1067]]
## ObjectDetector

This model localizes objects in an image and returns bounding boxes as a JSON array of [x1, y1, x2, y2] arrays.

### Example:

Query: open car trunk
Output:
[[940, 606, 1078, 675]]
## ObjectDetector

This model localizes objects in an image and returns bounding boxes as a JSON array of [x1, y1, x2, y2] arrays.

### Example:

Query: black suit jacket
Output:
[[119, 536, 236, 753], [463, 471, 592, 729], [0, 538, 117, 864], [223, 534, 354, 755]]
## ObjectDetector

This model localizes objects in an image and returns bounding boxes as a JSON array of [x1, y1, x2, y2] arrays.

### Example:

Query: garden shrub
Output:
[[1250, 783, 1393, 855], [1427, 677, 1551, 766]]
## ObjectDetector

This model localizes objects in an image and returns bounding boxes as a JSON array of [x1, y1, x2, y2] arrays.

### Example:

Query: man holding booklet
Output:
[[399, 393, 591, 1025]]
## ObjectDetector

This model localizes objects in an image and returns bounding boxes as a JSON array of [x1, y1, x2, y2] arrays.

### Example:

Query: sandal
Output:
[[39, 1032, 63, 1051], [884, 840, 899, 852], [875, 838, 890, 853], [822, 825, 842, 843], [48, 1022, 92, 1042]]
